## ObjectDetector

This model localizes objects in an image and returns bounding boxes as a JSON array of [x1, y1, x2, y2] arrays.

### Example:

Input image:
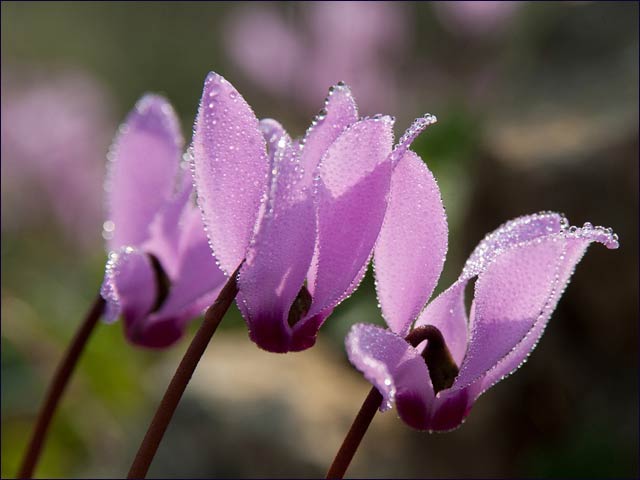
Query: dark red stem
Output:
[[327, 324, 457, 478], [18, 294, 105, 479], [127, 267, 240, 479], [325, 386, 382, 479]]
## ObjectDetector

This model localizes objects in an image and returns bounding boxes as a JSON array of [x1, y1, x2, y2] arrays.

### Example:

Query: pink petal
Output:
[[102, 195, 228, 349], [141, 173, 192, 279], [345, 323, 434, 427], [389, 114, 438, 165], [346, 324, 476, 432], [290, 257, 368, 351], [452, 236, 564, 391], [101, 247, 181, 348], [192, 72, 269, 275], [411, 213, 566, 372], [105, 95, 183, 251], [314, 116, 394, 199], [475, 223, 619, 397], [306, 117, 394, 316], [414, 280, 468, 366], [237, 125, 316, 352], [100, 247, 156, 329], [151, 205, 227, 325], [374, 150, 448, 336], [451, 218, 619, 392], [239, 199, 316, 353], [290, 307, 332, 351], [298, 82, 358, 191], [462, 212, 566, 279], [427, 387, 475, 432], [259, 118, 289, 152]]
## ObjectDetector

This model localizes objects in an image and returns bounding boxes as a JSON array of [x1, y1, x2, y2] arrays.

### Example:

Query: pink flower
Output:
[[224, 2, 407, 112], [191, 72, 436, 353], [1, 68, 113, 247], [101, 95, 226, 348], [433, 1, 520, 37], [346, 209, 619, 431]]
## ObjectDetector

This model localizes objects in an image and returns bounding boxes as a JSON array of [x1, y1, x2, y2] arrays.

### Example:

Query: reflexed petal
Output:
[[345, 323, 434, 428], [462, 212, 566, 279], [133, 208, 228, 349], [151, 206, 227, 323], [192, 72, 269, 274], [414, 280, 468, 366], [389, 114, 438, 165], [100, 247, 156, 329], [105, 95, 183, 251], [239, 207, 316, 353], [307, 117, 394, 316], [475, 226, 619, 397], [452, 221, 619, 392], [298, 82, 358, 190], [238, 130, 316, 352], [413, 213, 566, 371], [101, 248, 180, 348], [374, 150, 448, 336], [308, 161, 392, 318], [451, 236, 565, 390], [250, 118, 292, 232], [314, 116, 394, 198], [259, 118, 289, 163], [142, 173, 192, 279], [102, 201, 227, 349]]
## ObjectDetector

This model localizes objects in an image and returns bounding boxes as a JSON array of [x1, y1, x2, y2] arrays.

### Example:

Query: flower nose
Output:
[[406, 325, 459, 394], [148, 254, 171, 313], [287, 285, 313, 328]]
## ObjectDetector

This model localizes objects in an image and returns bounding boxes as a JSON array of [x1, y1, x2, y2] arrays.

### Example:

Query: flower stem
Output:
[[127, 266, 240, 479], [18, 294, 105, 479], [326, 386, 382, 479]]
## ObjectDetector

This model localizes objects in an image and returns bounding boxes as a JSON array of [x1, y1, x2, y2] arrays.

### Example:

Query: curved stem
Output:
[[327, 325, 457, 478], [127, 267, 240, 479], [326, 387, 382, 479], [18, 294, 105, 479]]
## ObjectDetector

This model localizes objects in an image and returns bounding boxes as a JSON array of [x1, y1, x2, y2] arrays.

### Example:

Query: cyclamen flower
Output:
[[192, 72, 435, 353], [224, 2, 406, 112], [1, 69, 112, 248], [347, 209, 619, 431], [101, 95, 226, 348], [433, 1, 519, 37]]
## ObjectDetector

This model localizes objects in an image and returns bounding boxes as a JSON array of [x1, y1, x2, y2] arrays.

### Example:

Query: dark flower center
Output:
[[288, 285, 313, 327], [405, 325, 459, 394], [148, 254, 171, 313]]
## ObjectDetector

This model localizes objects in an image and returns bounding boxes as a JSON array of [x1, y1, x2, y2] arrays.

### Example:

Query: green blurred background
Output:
[[1, 1, 638, 478]]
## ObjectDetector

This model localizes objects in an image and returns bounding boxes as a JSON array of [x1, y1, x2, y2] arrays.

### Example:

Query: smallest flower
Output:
[[100, 95, 226, 348], [347, 210, 619, 431]]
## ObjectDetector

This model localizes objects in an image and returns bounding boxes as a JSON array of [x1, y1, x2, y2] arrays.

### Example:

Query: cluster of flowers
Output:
[[102, 72, 618, 432]]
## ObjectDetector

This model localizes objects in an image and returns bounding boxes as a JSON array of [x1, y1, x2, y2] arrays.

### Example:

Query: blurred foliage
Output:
[[2, 1, 638, 478]]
